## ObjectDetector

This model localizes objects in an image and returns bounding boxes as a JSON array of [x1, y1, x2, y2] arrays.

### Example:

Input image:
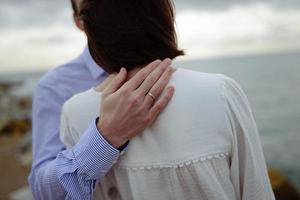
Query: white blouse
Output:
[[60, 68, 275, 200]]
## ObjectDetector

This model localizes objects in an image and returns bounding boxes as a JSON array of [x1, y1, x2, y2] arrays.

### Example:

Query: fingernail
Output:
[[168, 86, 175, 94], [170, 85, 175, 90], [120, 67, 125, 73], [164, 58, 172, 65], [153, 59, 161, 65]]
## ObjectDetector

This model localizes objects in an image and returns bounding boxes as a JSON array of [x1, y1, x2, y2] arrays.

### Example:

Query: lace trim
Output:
[[115, 152, 229, 170]]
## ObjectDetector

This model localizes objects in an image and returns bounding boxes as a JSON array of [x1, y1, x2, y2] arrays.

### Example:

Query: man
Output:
[[28, 0, 175, 199]]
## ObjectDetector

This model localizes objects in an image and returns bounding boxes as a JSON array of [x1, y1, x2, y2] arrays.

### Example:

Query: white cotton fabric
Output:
[[60, 68, 275, 200]]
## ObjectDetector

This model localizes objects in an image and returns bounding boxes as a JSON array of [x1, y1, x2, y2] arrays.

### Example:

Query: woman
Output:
[[60, 0, 275, 199]]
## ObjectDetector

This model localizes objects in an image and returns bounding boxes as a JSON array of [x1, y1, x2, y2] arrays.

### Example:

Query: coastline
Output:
[[1, 51, 300, 198]]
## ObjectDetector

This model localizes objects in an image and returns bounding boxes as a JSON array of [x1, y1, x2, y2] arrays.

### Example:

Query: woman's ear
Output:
[[73, 14, 84, 31]]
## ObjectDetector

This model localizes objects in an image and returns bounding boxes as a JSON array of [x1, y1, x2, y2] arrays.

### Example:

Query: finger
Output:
[[95, 74, 116, 92], [148, 86, 175, 125], [103, 68, 127, 94], [143, 67, 174, 107], [136, 58, 172, 96], [120, 59, 162, 91]]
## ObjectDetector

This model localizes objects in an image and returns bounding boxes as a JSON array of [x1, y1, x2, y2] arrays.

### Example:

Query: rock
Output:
[[268, 168, 300, 200], [18, 96, 32, 110], [17, 132, 32, 167], [0, 118, 31, 139], [18, 132, 32, 152], [17, 151, 32, 167], [9, 186, 33, 200], [0, 82, 16, 94]]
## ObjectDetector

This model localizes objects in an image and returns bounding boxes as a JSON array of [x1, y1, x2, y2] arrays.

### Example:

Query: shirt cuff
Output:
[[95, 117, 130, 152], [72, 118, 120, 180]]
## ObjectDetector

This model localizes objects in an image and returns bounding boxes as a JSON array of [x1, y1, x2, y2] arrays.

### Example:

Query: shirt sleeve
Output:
[[221, 75, 275, 200], [28, 82, 120, 200]]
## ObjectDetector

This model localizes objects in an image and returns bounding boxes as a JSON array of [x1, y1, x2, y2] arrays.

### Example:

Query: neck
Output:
[[107, 66, 143, 82], [94, 67, 143, 92], [126, 68, 141, 80], [95, 65, 176, 92]]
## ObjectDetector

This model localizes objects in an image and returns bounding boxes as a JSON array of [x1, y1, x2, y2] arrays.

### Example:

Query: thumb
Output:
[[103, 68, 127, 94]]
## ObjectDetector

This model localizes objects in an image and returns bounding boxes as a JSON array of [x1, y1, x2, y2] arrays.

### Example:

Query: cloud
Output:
[[0, 24, 86, 72], [1, 0, 299, 29], [0, 0, 300, 71], [176, 3, 300, 58], [0, 0, 72, 29], [173, 0, 300, 10]]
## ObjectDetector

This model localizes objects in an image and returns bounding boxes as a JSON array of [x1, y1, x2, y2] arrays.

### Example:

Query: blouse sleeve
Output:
[[221, 75, 275, 200]]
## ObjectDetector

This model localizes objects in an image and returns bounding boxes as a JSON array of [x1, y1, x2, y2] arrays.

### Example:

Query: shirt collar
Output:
[[82, 45, 107, 79]]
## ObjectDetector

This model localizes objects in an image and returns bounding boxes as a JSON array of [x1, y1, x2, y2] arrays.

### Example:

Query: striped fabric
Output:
[[28, 46, 123, 199], [30, 118, 121, 200], [56, 120, 120, 199]]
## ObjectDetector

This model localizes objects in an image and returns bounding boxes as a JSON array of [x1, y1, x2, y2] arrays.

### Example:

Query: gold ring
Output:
[[147, 92, 156, 100]]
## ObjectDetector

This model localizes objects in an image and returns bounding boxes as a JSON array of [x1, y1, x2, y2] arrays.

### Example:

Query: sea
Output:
[[1, 51, 299, 188]]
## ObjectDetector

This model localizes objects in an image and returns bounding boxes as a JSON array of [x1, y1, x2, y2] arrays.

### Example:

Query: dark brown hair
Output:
[[80, 0, 184, 73], [70, 0, 78, 15]]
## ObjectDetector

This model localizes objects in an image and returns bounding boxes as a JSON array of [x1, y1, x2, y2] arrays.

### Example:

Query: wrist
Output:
[[69, 119, 120, 180], [96, 117, 128, 148]]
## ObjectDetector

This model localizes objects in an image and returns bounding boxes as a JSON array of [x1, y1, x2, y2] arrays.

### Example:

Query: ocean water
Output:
[[1, 51, 299, 188], [176, 51, 300, 188]]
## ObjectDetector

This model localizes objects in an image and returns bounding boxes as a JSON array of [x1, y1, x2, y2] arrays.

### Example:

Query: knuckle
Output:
[[157, 67, 164, 74], [144, 115, 152, 124], [138, 104, 147, 113], [148, 76, 156, 83], [151, 91, 159, 99], [132, 98, 140, 106], [155, 104, 164, 111], [166, 70, 173, 77], [120, 89, 130, 97], [139, 71, 147, 79], [150, 87, 160, 96], [129, 96, 141, 107]]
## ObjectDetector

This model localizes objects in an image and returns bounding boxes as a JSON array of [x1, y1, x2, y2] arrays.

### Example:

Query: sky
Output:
[[0, 0, 300, 72]]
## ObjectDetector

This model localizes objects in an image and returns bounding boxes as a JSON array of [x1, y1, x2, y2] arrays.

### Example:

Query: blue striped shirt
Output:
[[28, 46, 122, 199]]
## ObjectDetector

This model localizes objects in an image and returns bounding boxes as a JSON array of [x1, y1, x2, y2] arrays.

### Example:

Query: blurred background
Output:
[[0, 0, 299, 199]]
